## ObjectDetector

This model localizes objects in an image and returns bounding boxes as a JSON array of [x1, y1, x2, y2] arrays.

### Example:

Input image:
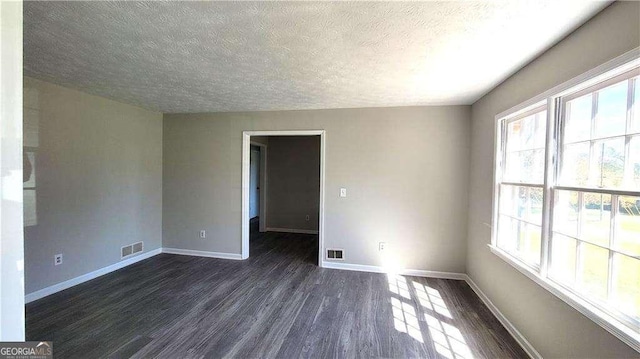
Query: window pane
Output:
[[549, 234, 577, 286], [506, 112, 546, 152], [612, 254, 640, 322], [565, 94, 592, 143], [553, 190, 579, 237], [561, 142, 589, 186], [628, 136, 640, 190], [632, 78, 640, 134], [497, 215, 541, 266], [617, 196, 640, 256], [497, 215, 518, 252], [591, 138, 625, 189], [577, 242, 609, 302], [594, 80, 628, 139], [499, 185, 542, 225], [518, 223, 541, 266], [506, 120, 523, 153], [582, 193, 611, 247], [504, 149, 545, 184]]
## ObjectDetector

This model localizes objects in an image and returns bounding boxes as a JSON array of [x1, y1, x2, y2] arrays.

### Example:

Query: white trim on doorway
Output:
[[241, 130, 326, 266]]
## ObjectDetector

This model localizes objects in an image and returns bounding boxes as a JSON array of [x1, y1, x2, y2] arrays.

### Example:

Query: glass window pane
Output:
[[577, 242, 609, 302], [591, 137, 625, 189], [506, 111, 546, 152], [632, 78, 640, 134], [628, 136, 640, 190], [581, 193, 611, 247], [497, 215, 518, 253], [561, 142, 589, 186], [499, 185, 542, 225], [549, 234, 577, 286], [504, 149, 545, 184], [612, 254, 640, 322], [616, 196, 640, 256], [517, 223, 541, 266], [506, 119, 523, 153], [497, 216, 541, 266], [553, 190, 579, 237], [565, 94, 592, 143], [594, 80, 628, 139], [534, 111, 547, 148]]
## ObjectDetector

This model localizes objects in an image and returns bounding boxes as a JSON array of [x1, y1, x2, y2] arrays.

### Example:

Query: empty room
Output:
[[1, 1, 639, 358]]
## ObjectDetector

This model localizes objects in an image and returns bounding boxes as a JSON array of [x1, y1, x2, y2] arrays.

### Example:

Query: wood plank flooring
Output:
[[26, 225, 527, 358]]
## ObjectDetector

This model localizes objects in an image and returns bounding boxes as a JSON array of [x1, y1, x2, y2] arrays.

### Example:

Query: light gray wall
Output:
[[467, 2, 640, 358], [163, 105, 470, 271], [266, 136, 320, 232], [23, 77, 163, 294], [0, 0, 25, 341]]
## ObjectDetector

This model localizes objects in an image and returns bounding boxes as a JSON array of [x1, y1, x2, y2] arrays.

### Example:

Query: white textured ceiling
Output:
[[24, 1, 608, 113]]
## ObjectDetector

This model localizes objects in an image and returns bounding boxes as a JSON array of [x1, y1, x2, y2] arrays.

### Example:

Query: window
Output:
[[497, 106, 546, 267], [493, 56, 640, 350]]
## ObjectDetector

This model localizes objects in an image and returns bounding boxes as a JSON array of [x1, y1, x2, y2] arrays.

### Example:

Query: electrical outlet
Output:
[[305, 215, 310, 221], [378, 242, 386, 251], [54, 253, 63, 266], [199, 230, 206, 239], [340, 188, 347, 197]]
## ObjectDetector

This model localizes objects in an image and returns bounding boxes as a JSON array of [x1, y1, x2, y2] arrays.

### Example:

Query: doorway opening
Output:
[[242, 130, 325, 266]]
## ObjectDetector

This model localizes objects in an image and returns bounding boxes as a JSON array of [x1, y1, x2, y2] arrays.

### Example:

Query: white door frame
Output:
[[242, 130, 326, 267], [249, 141, 268, 233]]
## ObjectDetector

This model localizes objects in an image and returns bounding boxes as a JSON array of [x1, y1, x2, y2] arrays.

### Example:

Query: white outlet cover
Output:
[[54, 254, 63, 265], [340, 188, 347, 197], [379, 242, 386, 251], [199, 230, 206, 238]]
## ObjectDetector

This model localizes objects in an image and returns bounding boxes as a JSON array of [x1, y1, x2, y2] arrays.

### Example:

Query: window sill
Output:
[[488, 244, 640, 353]]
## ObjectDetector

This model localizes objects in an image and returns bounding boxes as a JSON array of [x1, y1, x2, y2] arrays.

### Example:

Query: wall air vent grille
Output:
[[121, 241, 144, 259], [327, 249, 344, 260], [132, 241, 143, 254]]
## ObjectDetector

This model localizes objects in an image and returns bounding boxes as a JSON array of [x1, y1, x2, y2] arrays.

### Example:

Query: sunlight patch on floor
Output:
[[388, 274, 411, 299], [413, 281, 453, 319], [387, 274, 475, 357], [414, 280, 473, 359], [391, 297, 423, 343], [424, 313, 474, 359]]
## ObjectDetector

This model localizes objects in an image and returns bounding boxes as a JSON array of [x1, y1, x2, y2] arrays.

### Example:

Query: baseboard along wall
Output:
[[266, 227, 319, 235], [24, 248, 539, 358]]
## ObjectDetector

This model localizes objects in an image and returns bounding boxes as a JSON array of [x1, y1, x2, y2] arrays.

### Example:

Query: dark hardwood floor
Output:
[[26, 220, 527, 358]]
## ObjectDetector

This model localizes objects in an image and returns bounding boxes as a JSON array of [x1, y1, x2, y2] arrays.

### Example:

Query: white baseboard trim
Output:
[[321, 261, 538, 358], [463, 274, 541, 359], [162, 248, 243, 260], [266, 227, 319, 235], [320, 261, 467, 280], [23, 246, 537, 358], [25, 248, 163, 303]]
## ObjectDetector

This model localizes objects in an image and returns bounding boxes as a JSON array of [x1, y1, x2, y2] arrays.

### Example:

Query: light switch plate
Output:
[[340, 188, 347, 197]]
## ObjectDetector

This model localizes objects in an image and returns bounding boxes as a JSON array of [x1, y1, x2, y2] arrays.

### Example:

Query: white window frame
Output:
[[496, 104, 548, 270], [491, 47, 640, 353]]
